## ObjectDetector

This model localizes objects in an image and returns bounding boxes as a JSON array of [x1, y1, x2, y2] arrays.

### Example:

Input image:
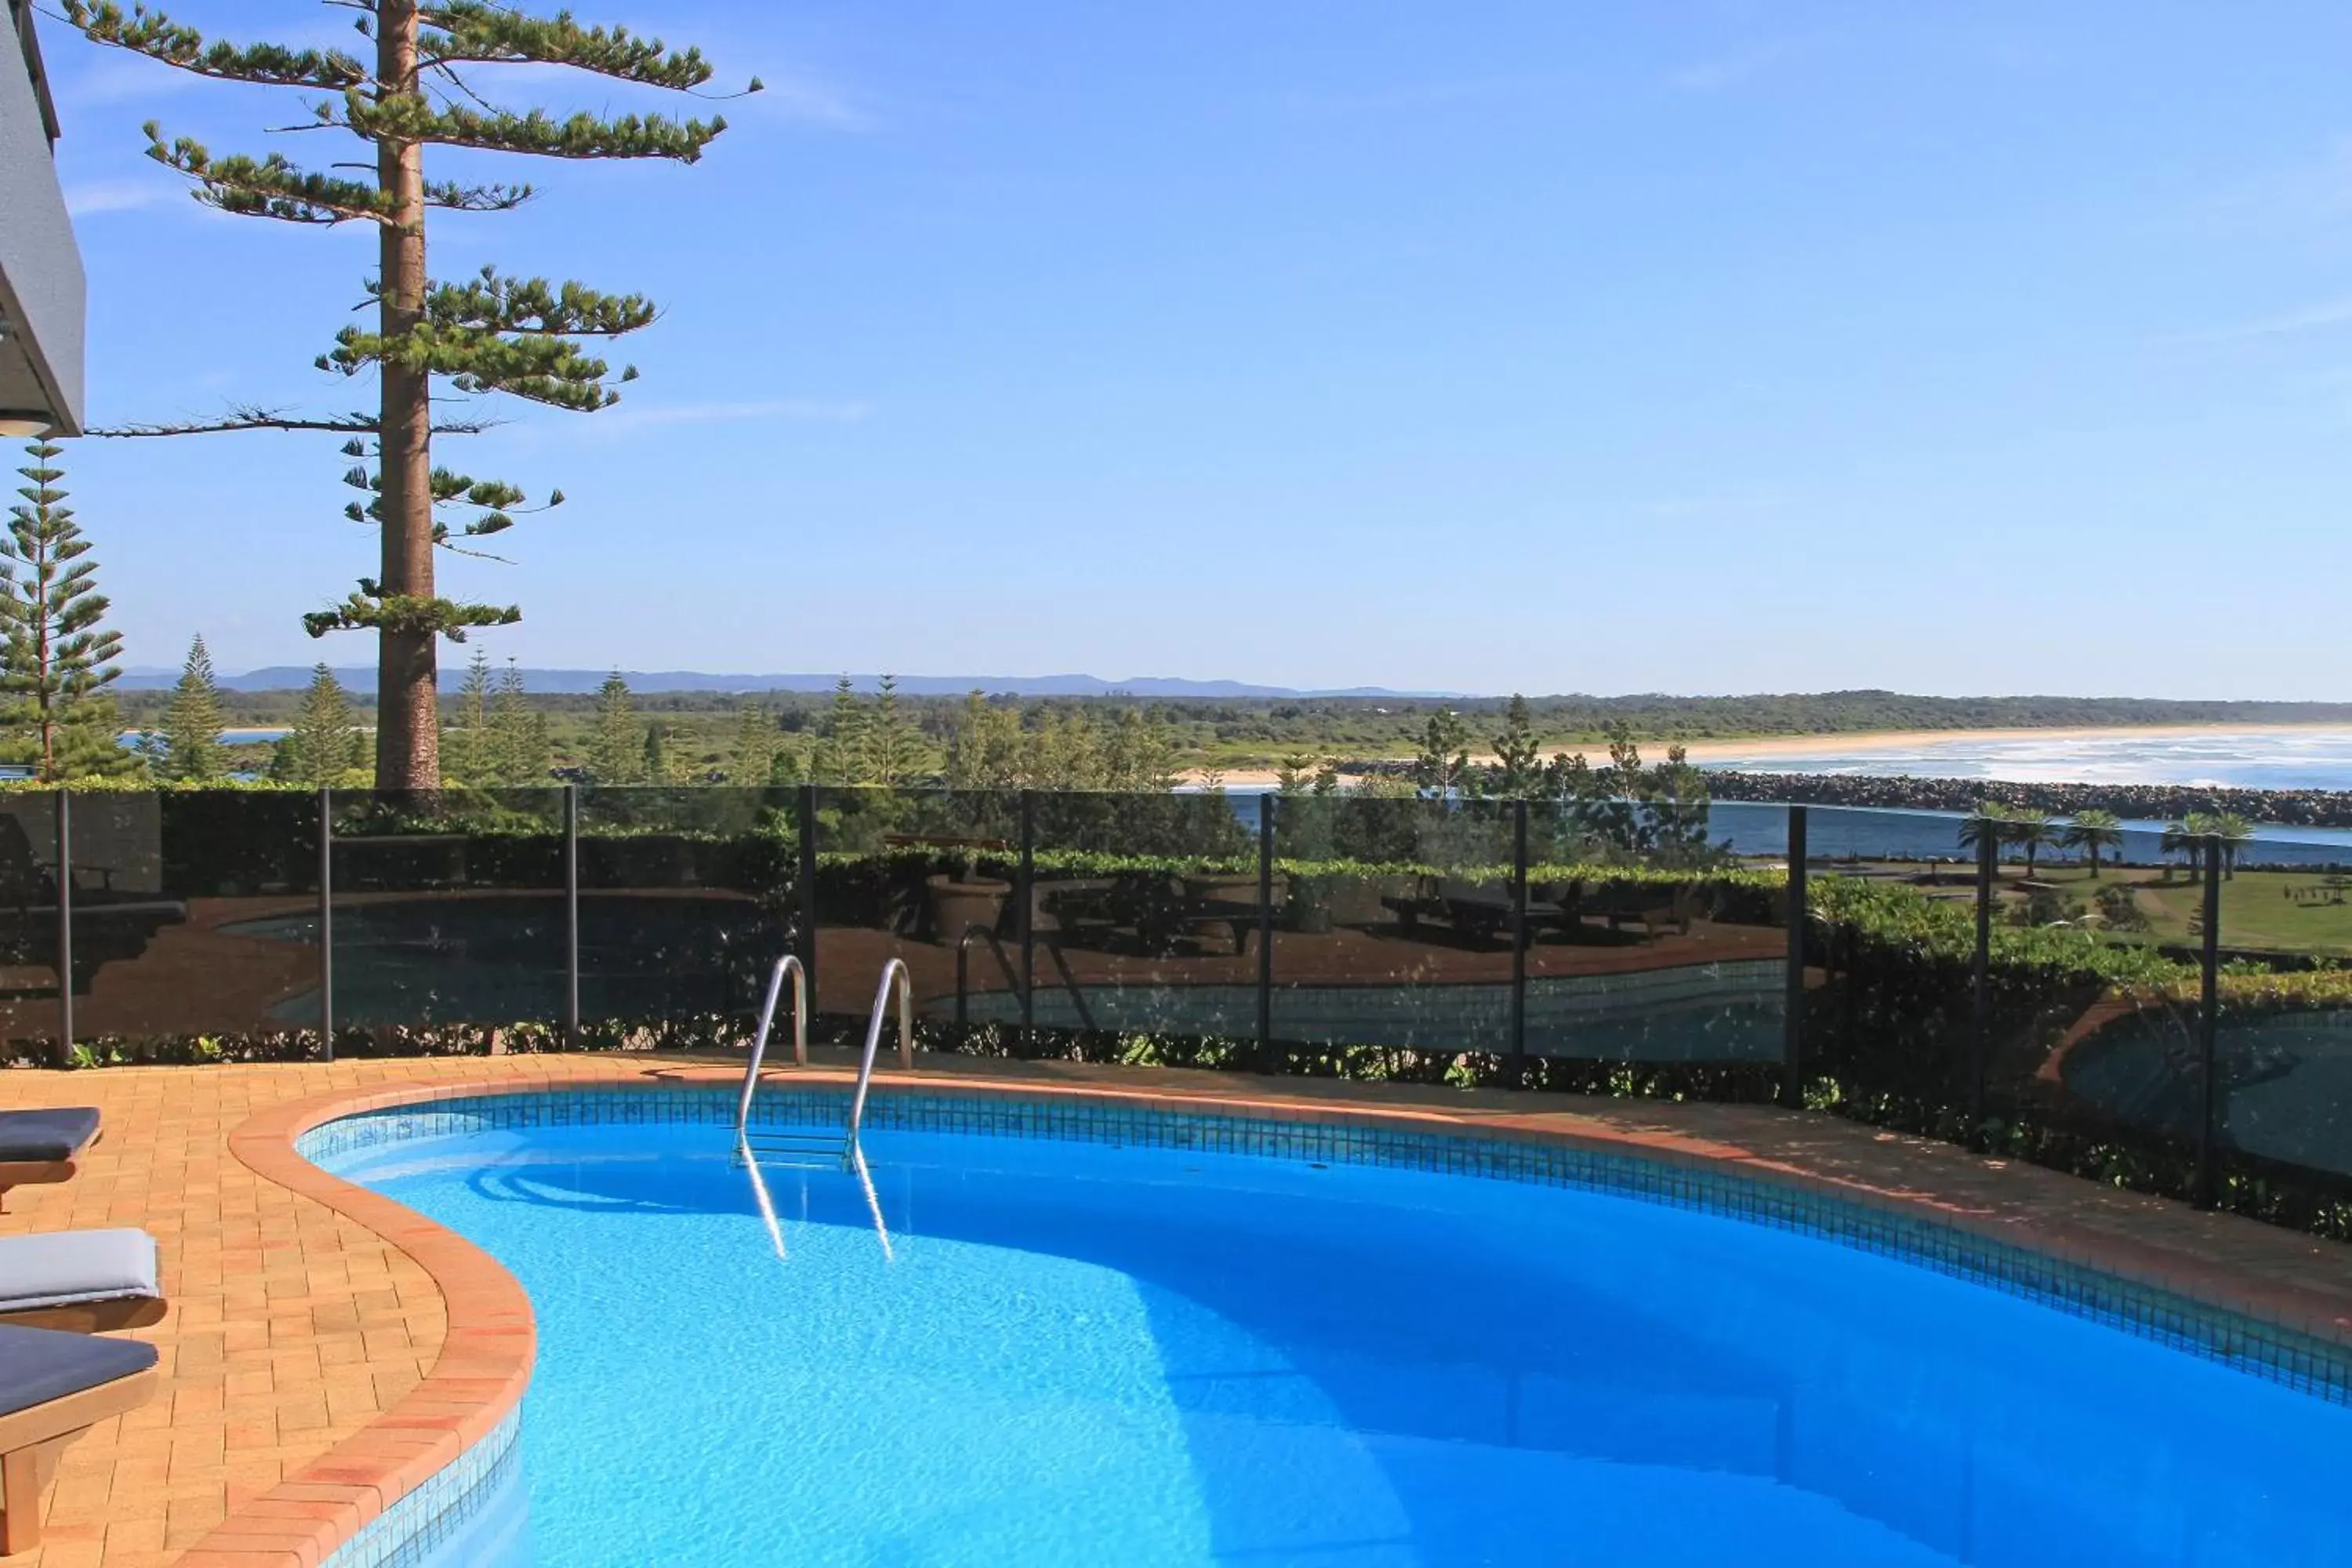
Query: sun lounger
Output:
[[0, 1107, 100, 1210], [0, 1230, 165, 1333], [0, 1323, 160, 1552]]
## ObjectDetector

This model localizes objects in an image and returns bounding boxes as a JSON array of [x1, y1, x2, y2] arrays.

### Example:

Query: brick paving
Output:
[[5, 1051, 2351, 1566]]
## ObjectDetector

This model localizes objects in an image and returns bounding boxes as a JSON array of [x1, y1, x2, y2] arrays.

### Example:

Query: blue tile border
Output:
[[320, 1405, 521, 1568], [296, 1080, 2352, 1510]]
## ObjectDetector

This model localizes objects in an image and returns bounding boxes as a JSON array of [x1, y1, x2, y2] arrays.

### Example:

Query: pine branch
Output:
[[89, 405, 496, 437], [319, 322, 637, 411], [404, 268, 656, 337], [304, 581, 521, 641], [416, 3, 721, 92], [145, 123, 394, 224], [62, 2, 368, 89], [339, 93, 728, 162], [339, 465, 557, 542], [424, 180, 538, 212]]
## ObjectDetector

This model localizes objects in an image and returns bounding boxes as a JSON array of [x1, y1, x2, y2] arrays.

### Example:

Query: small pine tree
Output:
[[1494, 694, 1541, 797], [161, 633, 227, 780], [728, 702, 774, 786], [587, 672, 640, 783], [490, 660, 550, 785], [1413, 709, 1472, 799], [861, 674, 928, 786], [641, 720, 668, 782], [811, 677, 868, 785], [0, 441, 135, 780], [284, 662, 363, 786], [442, 647, 494, 786]]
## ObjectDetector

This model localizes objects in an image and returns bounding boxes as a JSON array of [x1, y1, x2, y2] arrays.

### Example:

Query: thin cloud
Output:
[[64, 178, 169, 217], [53, 53, 200, 111], [586, 398, 873, 432], [2169, 299, 2352, 347], [1668, 44, 1797, 93], [2194, 136, 2352, 237]]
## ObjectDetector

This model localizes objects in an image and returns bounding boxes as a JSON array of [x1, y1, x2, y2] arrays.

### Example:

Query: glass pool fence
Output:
[[9, 786, 2350, 1229]]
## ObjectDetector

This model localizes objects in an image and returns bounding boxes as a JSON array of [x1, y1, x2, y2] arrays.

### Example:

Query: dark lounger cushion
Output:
[[0, 1109, 101, 1164], [0, 1323, 157, 1420], [0, 1231, 159, 1313]]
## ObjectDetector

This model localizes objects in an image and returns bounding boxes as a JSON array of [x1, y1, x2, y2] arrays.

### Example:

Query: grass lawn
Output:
[[2025, 865, 2352, 957]]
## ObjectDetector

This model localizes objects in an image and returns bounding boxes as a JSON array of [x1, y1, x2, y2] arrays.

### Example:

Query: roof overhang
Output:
[[0, 0, 85, 437]]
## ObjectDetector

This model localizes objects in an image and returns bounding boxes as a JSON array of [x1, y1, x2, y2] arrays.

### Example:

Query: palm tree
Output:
[[1957, 803, 2011, 868], [2158, 817, 2204, 881], [2006, 808, 2054, 879], [2061, 809, 2124, 879], [2211, 811, 2253, 880]]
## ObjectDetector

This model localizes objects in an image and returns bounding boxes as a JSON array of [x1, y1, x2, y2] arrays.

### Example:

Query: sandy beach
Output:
[[1176, 722, 2352, 789]]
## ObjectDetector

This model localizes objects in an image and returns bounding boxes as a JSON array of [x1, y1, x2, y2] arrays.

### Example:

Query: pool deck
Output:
[[5, 1051, 2352, 1566]]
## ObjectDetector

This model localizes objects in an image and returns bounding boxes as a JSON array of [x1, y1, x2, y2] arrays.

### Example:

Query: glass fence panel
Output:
[[1269, 792, 1512, 1061], [328, 789, 566, 1038], [1023, 789, 1260, 1045], [576, 787, 797, 1036], [1955, 807, 2201, 1194], [2205, 822, 2352, 1200], [69, 790, 320, 1047], [0, 793, 64, 1058], [1801, 804, 1981, 1109], [1523, 789, 1784, 1065], [811, 788, 1021, 1029]]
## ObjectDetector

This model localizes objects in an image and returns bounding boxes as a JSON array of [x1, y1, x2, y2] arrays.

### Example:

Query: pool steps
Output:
[[735, 956, 913, 1171]]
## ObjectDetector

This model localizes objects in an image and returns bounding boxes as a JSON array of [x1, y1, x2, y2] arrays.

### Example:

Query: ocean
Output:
[[1704, 728, 2352, 792]]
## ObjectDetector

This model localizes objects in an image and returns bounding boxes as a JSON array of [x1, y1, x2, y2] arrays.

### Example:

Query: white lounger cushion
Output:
[[0, 1229, 161, 1313]]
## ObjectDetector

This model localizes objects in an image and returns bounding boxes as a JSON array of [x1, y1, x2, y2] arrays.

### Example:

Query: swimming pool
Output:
[[312, 1089, 2352, 1567]]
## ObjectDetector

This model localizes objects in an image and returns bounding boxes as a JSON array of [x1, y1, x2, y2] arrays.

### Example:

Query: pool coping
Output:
[[176, 1084, 539, 1568], [184, 1061, 2352, 1566]]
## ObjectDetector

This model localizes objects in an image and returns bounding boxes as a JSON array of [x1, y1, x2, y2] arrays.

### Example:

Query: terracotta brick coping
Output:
[[176, 1085, 539, 1568], [193, 1058, 2352, 1566]]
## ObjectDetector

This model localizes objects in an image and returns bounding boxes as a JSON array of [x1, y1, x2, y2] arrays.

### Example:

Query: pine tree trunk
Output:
[[374, 0, 437, 790]]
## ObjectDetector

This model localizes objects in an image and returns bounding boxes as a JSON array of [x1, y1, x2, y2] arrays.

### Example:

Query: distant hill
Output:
[[114, 666, 1461, 699]]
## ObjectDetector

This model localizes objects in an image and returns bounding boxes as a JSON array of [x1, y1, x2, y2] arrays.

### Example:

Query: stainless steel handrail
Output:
[[953, 924, 1021, 1029], [847, 957, 913, 1162], [734, 953, 808, 1135]]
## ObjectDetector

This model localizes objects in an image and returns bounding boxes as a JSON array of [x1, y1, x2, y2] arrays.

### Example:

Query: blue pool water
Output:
[[328, 1118, 2352, 1567]]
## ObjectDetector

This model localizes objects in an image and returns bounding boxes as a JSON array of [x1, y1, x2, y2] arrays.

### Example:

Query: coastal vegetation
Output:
[[101, 682, 2352, 790]]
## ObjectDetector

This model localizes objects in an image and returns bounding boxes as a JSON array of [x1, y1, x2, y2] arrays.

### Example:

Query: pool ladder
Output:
[[734, 956, 913, 1170]]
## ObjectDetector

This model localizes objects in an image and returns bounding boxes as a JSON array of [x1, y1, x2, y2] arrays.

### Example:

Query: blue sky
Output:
[[36, 2, 2352, 696]]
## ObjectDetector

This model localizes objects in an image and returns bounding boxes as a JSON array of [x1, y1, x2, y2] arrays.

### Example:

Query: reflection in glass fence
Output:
[[16, 785, 2352, 1234]]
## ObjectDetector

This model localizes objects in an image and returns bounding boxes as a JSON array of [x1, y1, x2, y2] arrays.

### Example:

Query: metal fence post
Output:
[[796, 782, 819, 1002], [1257, 792, 1276, 1070], [1780, 805, 1808, 1108], [1018, 789, 1035, 1046], [54, 791, 71, 1063], [318, 786, 335, 1062], [2196, 836, 2223, 1209], [1509, 798, 1528, 1077], [563, 785, 580, 1050], [1973, 829, 1995, 1122]]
